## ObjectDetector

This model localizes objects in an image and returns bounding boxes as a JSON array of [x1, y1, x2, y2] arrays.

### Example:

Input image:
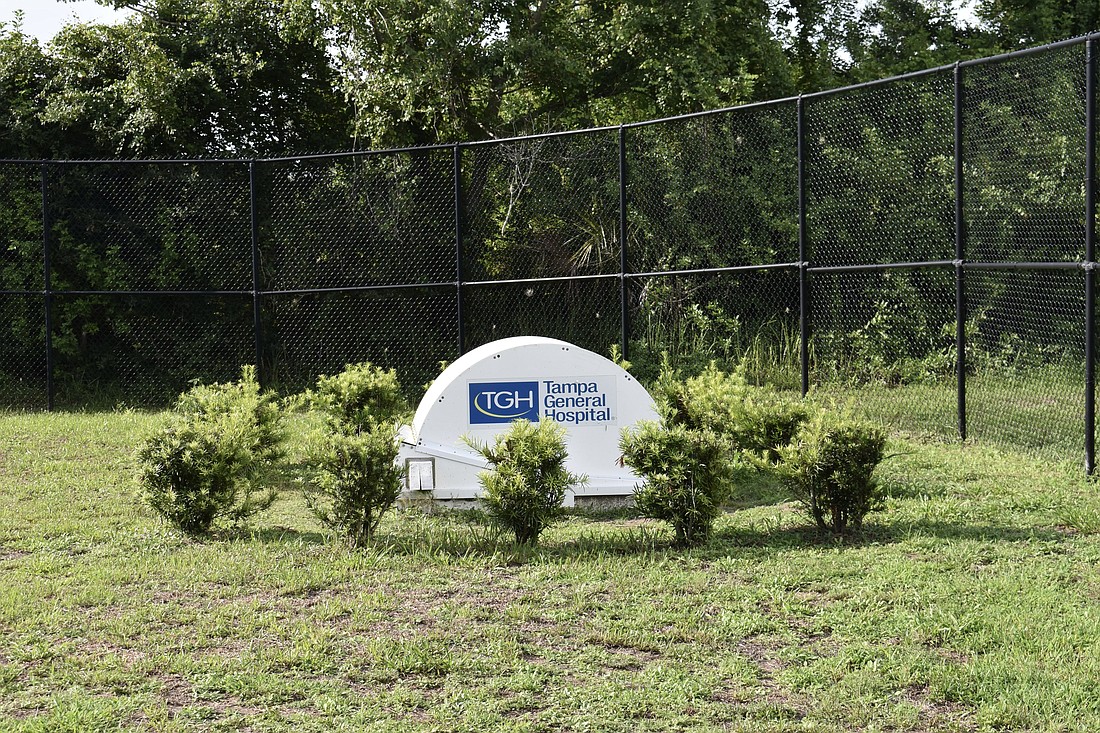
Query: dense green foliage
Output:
[[307, 362, 410, 432], [619, 420, 736, 546], [4, 0, 347, 159], [465, 419, 586, 545], [308, 423, 404, 548], [137, 365, 285, 535], [306, 362, 409, 547], [0, 1, 1090, 159], [655, 363, 808, 459], [773, 405, 888, 533]]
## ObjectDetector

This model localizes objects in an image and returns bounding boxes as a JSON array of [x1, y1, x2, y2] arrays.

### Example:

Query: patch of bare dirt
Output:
[[157, 673, 194, 714], [4, 704, 43, 721], [0, 546, 31, 562], [708, 637, 810, 719], [897, 683, 977, 732], [76, 638, 149, 667], [152, 673, 269, 724], [737, 636, 787, 676]]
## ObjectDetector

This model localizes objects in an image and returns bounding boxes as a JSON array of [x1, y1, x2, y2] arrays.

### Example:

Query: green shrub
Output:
[[309, 423, 404, 548], [772, 407, 887, 534], [309, 362, 410, 431], [138, 366, 284, 536], [464, 419, 586, 546], [655, 363, 807, 459], [306, 363, 411, 547], [619, 421, 735, 547]]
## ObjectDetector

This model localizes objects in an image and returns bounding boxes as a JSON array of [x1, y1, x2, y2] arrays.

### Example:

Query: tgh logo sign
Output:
[[468, 381, 540, 424]]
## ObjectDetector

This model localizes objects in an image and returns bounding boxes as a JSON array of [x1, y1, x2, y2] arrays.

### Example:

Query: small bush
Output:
[[138, 366, 284, 536], [309, 423, 404, 548], [772, 407, 887, 534], [655, 363, 807, 460], [309, 362, 410, 431], [619, 421, 735, 547], [306, 363, 411, 547], [464, 419, 586, 546]]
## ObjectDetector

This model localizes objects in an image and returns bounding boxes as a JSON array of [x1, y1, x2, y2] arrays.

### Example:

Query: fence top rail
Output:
[[627, 262, 801, 279], [961, 260, 1090, 270], [0, 157, 249, 163], [459, 124, 622, 148], [4, 33, 1098, 167], [262, 281, 457, 297], [49, 289, 254, 297], [262, 144, 456, 163], [623, 96, 799, 130], [0, 158, 251, 166], [802, 64, 956, 101], [807, 260, 958, 273], [802, 34, 1096, 104], [462, 272, 619, 287], [958, 33, 1096, 69]]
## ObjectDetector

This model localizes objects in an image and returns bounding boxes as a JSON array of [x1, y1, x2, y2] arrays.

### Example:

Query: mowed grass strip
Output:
[[2, 411, 1100, 731]]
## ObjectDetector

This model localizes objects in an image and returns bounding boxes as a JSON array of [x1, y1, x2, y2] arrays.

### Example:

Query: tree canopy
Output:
[[0, 0, 1090, 155]]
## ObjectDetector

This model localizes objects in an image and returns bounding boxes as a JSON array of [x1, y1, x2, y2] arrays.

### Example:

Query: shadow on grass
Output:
[[359, 512, 1071, 566], [708, 517, 1072, 555], [219, 525, 328, 545], [727, 474, 791, 510], [231, 475, 1074, 563]]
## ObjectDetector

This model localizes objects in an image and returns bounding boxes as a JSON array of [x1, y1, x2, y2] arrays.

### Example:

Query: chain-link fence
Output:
[[2, 35, 1099, 469]]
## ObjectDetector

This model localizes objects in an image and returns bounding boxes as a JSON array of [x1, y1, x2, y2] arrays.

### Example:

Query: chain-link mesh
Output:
[[963, 46, 1087, 263], [264, 288, 459, 400], [51, 294, 253, 407], [965, 269, 1085, 457], [462, 278, 621, 356], [46, 162, 252, 291], [42, 162, 253, 406], [462, 131, 620, 282], [0, 38, 1094, 468], [810, 268, 958, 437], [0, 162, 44, 292], [628, 104, 799, 273], [0, 163, 47, 408], [806, 71, 955, 266], [262, 151, 455, 291], [0, 295, 46, 408], [628, 268, 801, 388]]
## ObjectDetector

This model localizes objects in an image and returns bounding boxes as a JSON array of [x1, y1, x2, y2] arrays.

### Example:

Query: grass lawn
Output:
[[3, 411, 1100, 731]]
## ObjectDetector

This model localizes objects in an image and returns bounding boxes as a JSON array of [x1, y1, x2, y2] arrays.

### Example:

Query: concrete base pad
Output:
[[397, 492, 635, 513]]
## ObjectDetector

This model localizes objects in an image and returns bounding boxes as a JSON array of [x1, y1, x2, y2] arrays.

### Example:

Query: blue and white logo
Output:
[[469, 381, 540, 424]]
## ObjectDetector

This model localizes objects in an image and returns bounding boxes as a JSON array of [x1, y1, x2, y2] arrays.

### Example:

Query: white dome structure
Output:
[[397, 336, 659, 505]]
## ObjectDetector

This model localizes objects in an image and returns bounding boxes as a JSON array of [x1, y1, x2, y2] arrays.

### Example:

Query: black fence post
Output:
[[797, 96, 810, 397], [249, 160, 265, 387], [454, 144, 465, 355], [954, 62, 968, 443], [619, 125, 630, 361], [41, 163, 53, 411], [1086, 38, 1097, 474]]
